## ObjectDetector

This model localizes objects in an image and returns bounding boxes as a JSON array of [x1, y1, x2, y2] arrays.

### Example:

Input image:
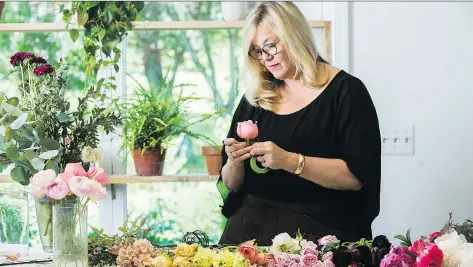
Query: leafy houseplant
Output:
[[62, 1, 145, 78], [122, 70, 220, 176]]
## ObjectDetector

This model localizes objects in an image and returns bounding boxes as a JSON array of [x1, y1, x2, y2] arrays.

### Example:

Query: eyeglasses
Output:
[[248, 43, 278, 60]]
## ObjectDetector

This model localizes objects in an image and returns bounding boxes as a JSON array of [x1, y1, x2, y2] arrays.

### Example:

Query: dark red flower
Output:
[[33, 64, 54, 76], [10, 52, 34, 66], [31, 56, 47, 64]]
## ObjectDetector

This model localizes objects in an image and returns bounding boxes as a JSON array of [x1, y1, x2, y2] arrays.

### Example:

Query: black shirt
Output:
[[217, 70, 381, 234]]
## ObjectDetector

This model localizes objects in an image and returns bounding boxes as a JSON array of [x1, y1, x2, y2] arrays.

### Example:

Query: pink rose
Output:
[[238, 244, 258, 263], [69, 176, 94, 197], [323, 260, 336, 267], [301, 254, 318, 266], [318, 235, 339, 246], [322, 251, 334, 262], [87, 167, 110, 186], [47, 177, 69, 200], [301, 247, 319, 256], [64, 163, 87, 177], [237, 120, 258, 140], [30, 169, 57, 198]]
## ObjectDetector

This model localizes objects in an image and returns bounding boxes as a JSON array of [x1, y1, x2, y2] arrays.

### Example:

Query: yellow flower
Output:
[[174, 243, 199, 257], [171, 256, 191, 267], [191, 247, 215, 267], [150, 254, 172, 267]]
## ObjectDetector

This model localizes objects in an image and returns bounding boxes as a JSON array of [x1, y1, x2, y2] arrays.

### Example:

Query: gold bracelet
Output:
[[294, 153, 305, 175]]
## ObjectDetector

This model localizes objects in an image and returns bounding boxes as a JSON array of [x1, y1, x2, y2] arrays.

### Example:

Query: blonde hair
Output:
[[242, 2, 330, 111]]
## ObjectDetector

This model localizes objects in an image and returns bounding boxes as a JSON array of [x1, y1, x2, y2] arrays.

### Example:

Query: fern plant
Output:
[[121, 69, 221, 156]]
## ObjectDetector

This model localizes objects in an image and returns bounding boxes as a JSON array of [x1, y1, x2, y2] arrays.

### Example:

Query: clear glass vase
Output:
[[0, 189, 29, 257], [34, 196, 54, 253], [52, 203, 88, 267]]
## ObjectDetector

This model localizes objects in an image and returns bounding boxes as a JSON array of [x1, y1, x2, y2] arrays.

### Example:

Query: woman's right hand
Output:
[[223, 138, 252, 166]]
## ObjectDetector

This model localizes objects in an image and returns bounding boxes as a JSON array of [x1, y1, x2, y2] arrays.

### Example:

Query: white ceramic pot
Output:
[[221, 2, 248, 21]]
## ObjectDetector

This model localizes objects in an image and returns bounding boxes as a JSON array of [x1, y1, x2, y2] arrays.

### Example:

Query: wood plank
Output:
[[0, 20, 328, 32], [0, 174, 219, 184]]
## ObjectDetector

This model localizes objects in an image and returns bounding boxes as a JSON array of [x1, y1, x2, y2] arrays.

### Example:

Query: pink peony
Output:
[[237, 120, 258, 140], [30, 169, 57, 198], [380, 252, 410, 267], [87, 167, 110, 186], [47, 177, 69, 200], [64, 163, 87, 177], [69, 177, 107, 200], [318, 235, 339, 246]]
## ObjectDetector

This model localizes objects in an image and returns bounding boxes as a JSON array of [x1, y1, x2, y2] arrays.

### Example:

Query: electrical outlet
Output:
[[381, 125, 415, 156]]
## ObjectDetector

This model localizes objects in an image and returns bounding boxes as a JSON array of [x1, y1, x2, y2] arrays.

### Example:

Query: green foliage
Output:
[[62, 1, 145, 78], [394, 228, 413, 247], [0, 201, 25, 244], [88, 216, 151, 267], [442, 213, 473, 242], [122, 69, 222, 155]]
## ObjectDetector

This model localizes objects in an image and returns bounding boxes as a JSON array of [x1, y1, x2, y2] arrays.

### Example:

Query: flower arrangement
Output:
[[85, 213, 473, 267], [236, 120, 268, 174], [3, 51, 122, 186]]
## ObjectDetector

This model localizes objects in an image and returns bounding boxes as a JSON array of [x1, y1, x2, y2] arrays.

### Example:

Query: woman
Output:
[[217, 2, 381, 245]]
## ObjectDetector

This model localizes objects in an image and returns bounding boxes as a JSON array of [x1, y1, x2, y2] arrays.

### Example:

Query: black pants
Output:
[[219, 194, 370, 246]]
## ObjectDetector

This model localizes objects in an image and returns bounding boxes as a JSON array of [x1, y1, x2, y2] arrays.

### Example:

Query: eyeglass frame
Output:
[[248, 42, 279, 60]]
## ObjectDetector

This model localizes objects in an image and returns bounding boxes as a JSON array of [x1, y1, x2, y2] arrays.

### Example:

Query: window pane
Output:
[[0, 2, 68, 23], [126, 28, 244, 175], [127, 182, 225, 245]]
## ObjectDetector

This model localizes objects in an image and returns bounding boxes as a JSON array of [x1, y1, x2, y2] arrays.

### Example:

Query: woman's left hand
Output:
[[249, 141, 295, 171]]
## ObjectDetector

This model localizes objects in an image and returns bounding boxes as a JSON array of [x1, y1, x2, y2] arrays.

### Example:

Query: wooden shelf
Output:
[[0, 20, 328, 32], [0, 174, 219, 184]]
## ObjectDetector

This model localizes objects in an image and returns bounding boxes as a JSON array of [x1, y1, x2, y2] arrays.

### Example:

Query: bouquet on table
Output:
[[2, 51, 122, 255]]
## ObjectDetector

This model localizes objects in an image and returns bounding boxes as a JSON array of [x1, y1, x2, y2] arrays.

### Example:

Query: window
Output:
[[0, 1, 335, 247]]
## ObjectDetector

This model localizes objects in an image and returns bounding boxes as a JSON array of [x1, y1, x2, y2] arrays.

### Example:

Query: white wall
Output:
[[350, 2, 473, 240]]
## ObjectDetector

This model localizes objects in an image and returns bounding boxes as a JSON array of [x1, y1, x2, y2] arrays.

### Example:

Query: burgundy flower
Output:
[[10, 52, 34, 66], [33, 64, 54, 76], [31, 56, 47, 64]]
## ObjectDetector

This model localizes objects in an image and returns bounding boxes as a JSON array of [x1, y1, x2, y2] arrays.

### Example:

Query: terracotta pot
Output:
[[133, 148, 166, 176], [0, 2, 5, 20], [202, 146, 222, 175]]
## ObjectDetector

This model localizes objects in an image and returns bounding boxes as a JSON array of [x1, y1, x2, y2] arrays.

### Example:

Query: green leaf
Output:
[[30, 158, 45, 171], [45, 159, 59, 173], [2, 103, 23, 116], [38, 150, 59, 160], [6, 146, 19, 160], [25, 150, 37, 161], [98, 28, 106, 40], [6, 97, 19, 107], [10, 113, 28, 130], [4, 127, 12, 141], [0, 93, 4, 104], [77, 12, 89, 27], [10, 166, 28, 186], [39, 138, 60, 150], [114, 64, 119, 73], [69, 29, 79, 43], [58, 113, 71, 123]]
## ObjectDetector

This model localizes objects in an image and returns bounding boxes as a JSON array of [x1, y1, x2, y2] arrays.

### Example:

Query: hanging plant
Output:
[[61, 2, 145, 78]]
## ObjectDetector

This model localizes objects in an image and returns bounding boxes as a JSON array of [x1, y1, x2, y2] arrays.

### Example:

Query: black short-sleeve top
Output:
[[217, 70, 381, 232]]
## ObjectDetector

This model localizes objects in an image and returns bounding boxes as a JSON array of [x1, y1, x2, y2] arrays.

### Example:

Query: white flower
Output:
[[300, 240, 318, 250], [81, 146, 103, 162], [271, 233, 295, 253], [81, 146, 94, 162], [459, 243, 473, 267], [435, 231, 467, 253], [92, 147, 102, 162]]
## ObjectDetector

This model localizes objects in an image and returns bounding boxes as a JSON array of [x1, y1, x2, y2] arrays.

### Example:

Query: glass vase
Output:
[[0, 189, 29, 257], [34, 196, 53, 253], [52, 203, 88, 267]]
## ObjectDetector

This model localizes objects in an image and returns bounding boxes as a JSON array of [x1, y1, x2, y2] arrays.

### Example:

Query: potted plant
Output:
[[122, 70, 220, 176], [202, 144, 223, 175]]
